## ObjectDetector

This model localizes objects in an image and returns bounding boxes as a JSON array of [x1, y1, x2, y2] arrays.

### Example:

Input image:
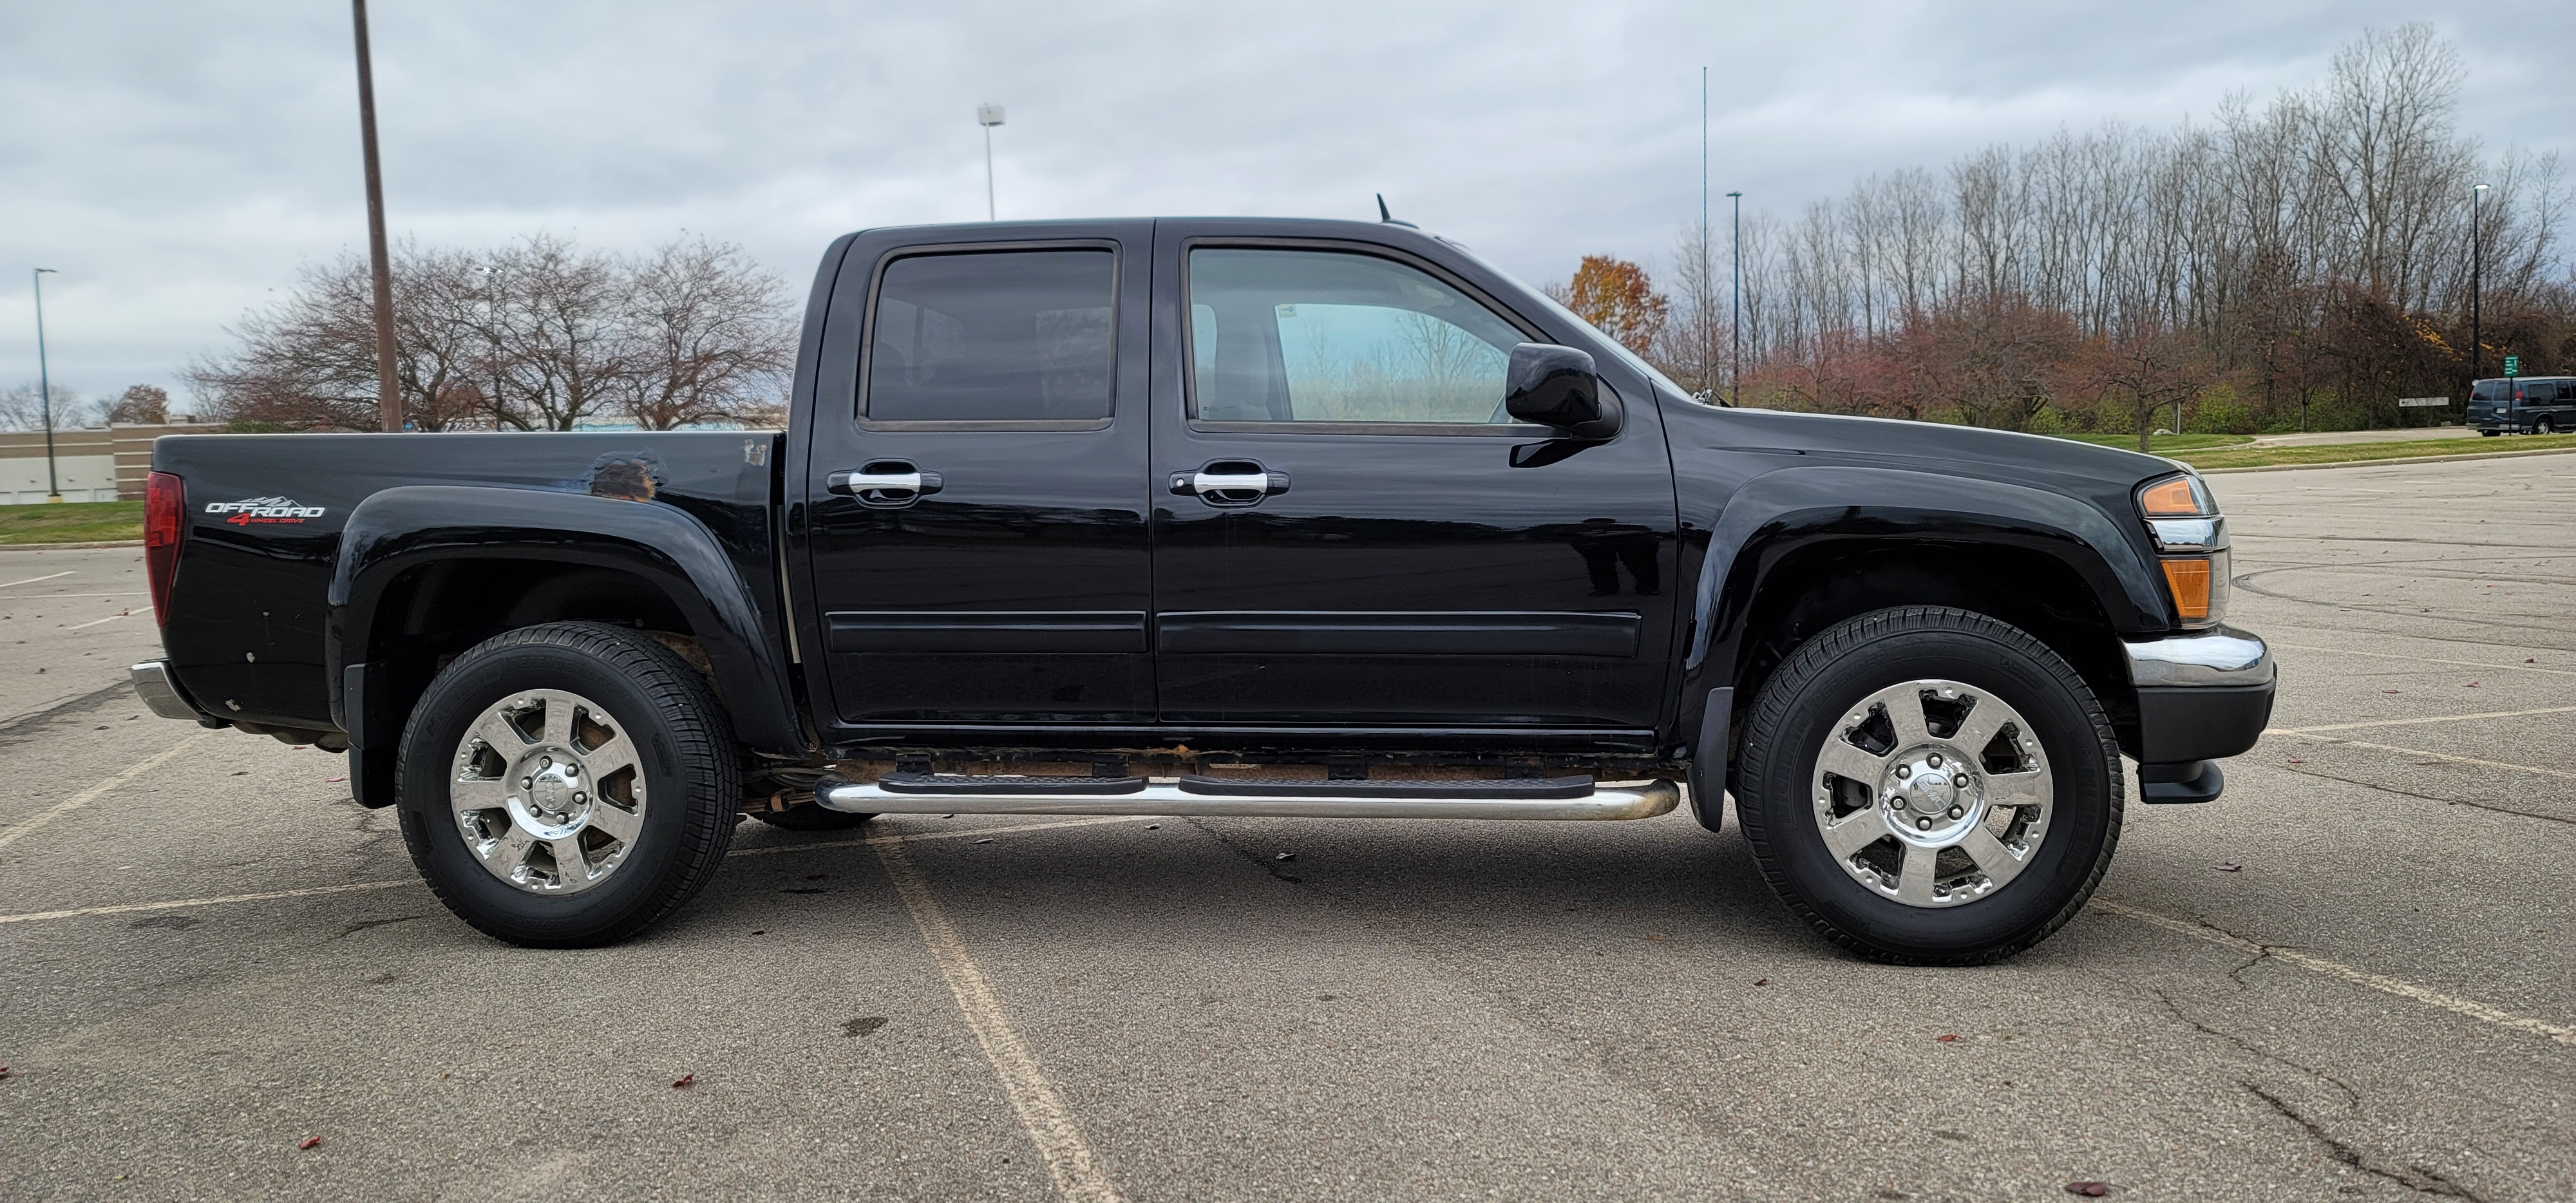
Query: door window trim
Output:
[[855, 238, 1122, 433], [1179, 237, 1558, 438]]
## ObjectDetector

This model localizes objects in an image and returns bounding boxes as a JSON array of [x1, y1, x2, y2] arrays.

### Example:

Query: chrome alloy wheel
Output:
[[449, 688, 647, 895], [1810, 678, 2054, 908]]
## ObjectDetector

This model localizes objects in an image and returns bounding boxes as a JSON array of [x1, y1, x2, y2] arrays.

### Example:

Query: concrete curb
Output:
[[2197, 445, 2576, 475], [0, 540, 145, 551]]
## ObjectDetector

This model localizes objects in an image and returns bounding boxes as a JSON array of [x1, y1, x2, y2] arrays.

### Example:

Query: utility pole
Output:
[[350, 0, 401, 431], [978, 104, 1006, 221], [1727, 191, 1743, 406], [2470, 182, 2488, 397], [31, 268, 61, 501]]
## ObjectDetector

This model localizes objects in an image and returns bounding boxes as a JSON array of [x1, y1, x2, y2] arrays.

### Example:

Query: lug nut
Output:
[[564, 765, 579, 779], [522, 777, 534, 789], [1948, 806, 1964, 819], [1927, 752, 1943, 768], [1895, 764, 1911, 779], [1917, 817, 1933, 831], [573, 791, 587, 804], [1953, 773, 1969, 788], [540, 756, 552, 768]]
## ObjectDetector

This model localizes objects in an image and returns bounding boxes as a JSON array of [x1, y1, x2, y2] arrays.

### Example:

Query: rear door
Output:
[[1146, 225, 1680, 730], [801, 225, 1154, 726]]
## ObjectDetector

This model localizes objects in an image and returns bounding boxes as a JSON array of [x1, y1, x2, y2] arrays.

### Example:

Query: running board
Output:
[[815, 773, 1680, 820]]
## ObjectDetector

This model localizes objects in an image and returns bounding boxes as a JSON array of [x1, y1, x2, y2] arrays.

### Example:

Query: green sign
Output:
[[2504, 355, 2520, 377]]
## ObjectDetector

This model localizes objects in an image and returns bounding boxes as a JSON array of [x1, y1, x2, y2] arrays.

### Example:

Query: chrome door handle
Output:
[[829, 466, 944, 505], [1170, 467, 1289, 503]]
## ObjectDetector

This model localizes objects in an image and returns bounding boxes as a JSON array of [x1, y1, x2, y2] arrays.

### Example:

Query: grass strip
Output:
[[2047, 433, 2257, 453], [2172, 433, 2576, 469], [0, 500, 144, 545]]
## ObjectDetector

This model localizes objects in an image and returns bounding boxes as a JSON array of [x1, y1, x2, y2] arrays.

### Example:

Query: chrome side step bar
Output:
[[814, 775, 1681, 821]]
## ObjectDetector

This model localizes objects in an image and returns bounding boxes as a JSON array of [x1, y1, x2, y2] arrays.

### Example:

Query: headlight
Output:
[[2136, 472, 2228, 629]]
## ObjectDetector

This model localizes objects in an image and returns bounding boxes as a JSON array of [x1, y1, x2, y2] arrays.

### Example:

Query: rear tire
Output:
[[2538, 418, 2558, 435], [397, 621, 739, 947], [1734, 607, 2121, 965]]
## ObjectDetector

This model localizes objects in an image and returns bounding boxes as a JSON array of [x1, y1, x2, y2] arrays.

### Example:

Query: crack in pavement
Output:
[[2139, 983, 2362, 1111], [1180, 817, 1303, 884], [2273, 764, 2574, 827], [2089, 900, 2576, 1048], [2245, 1083, 2487, 1201]]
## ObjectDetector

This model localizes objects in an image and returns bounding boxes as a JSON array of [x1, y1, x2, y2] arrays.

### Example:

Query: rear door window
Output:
[[866, 249, 1115, 424]]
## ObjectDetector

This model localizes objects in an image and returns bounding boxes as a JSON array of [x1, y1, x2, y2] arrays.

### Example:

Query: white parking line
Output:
[[0, 815, 1153, 924], [0, 731, 214, 851], [2092, 900, 2576, 1048], [0, 571, 75, 589], [875, 835, 1126, 1203], [2271, 705, 2576, 734], [2269, 731, 2576, 782], [2269, 641, 2576, 677], [67, 613, 130, 630], [0, 880, 408, 925]]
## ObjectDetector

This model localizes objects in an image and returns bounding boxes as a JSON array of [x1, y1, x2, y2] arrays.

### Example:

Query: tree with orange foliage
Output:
[[1548, 256, 1670, 357]]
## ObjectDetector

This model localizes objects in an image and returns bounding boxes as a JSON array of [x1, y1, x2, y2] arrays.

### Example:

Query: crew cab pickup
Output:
[[131, 217, 2274, 962]]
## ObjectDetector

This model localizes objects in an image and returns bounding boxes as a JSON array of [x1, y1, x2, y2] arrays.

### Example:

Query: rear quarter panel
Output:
[[152, 431, 782, 732]]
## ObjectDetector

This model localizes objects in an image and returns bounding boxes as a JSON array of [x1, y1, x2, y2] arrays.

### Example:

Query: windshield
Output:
[[1439, 241, 1698, 402]]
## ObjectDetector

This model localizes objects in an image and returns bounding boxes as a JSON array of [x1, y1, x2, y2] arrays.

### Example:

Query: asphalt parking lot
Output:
[[3, 455, 2571, 1202]]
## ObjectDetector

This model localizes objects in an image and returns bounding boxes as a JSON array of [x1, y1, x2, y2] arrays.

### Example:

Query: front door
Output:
[[804, 227, 1154, 725], [1147, 230, 1679, 730]]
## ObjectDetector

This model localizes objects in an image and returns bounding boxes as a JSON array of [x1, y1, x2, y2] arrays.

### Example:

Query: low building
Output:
[[1, 423, 225, 504]]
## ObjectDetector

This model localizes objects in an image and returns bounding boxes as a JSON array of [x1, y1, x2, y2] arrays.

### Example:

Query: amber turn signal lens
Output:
[[2161, 558, 2213, 622], [2138, 476, 2204, 517]]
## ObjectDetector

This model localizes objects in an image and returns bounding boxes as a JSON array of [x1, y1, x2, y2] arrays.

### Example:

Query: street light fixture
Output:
[[30, 268, 61, 502], [978, 103, 1006, 221]]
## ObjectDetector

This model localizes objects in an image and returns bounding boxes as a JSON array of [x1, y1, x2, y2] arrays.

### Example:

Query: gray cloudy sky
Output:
[[5, 0, 2568, 408]]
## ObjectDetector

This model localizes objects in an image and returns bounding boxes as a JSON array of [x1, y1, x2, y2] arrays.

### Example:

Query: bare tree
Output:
[[106, 385, 169, 424], [615, 238, 797, 430]]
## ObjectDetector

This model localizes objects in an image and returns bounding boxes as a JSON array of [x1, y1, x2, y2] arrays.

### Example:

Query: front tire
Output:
[[1734, 607, 2122, 964], [397, 622, 739, 947]]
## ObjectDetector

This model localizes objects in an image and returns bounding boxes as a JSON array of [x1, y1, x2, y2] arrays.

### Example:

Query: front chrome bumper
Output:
[[130, 660, 209, 723], [2120, 626, 2277, 802], [2123, 626, 2273, 688]]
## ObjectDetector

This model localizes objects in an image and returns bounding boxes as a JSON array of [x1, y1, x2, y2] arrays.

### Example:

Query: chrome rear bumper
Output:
[[130, 660, 209, 723]]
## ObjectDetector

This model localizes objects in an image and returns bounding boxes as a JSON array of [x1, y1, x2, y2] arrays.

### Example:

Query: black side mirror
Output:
[[1505, 343, 1619, 439]]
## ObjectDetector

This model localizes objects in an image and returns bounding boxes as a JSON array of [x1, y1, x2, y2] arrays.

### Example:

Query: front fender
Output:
[[326, 485, 806, 756], [1682, 464, 2166, 701]]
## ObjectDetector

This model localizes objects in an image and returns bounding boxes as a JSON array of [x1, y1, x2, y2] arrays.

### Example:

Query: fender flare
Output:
[[325, 485, 806, 757], [1678, 465, 2164, 735]]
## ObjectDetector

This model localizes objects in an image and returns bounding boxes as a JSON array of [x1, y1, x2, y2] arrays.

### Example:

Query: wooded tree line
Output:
[[1569, 26, 2574, 444], [187, 235, 795, 431]]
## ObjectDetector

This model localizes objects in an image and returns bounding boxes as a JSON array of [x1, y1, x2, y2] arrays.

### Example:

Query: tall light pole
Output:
[[30, 268, 61, 501], [978, 104, 1006, 221], [350, 0, 401, 431], [1700, 66, 1711, 399], [1727, 191, 1743, 406], [2470, 182, 2488, 395]]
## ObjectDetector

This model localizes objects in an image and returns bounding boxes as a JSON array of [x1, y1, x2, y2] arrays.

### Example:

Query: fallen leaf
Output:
[[297, 1136, 323, 1151], [750, 930, 766, 936], [2383, 689, 2399, 694], [1935, 1034, 1959, 1043], [2065, 1183, 2110, 1197], [1274, 852, 1296, 862], [672, 1073, 696, 1089], [230, 770, 247, 776], [2528, 658, 2537, 663], [2467, 682, 2479, 687], [2213, 862, 2242, 873], [0, 1065, 12, 1079], [326, 776, 346, 783], [1753, 978, 1768, 987], [2286, 757, 2306, 764], [1145, 823, 1160, 829]]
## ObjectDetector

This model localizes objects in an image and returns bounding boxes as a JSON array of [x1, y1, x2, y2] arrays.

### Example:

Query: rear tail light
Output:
[[145, 471, 185, 626]]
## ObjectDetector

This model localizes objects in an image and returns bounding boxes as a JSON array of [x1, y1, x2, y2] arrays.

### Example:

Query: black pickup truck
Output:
[[131, 216, 2273, 962]]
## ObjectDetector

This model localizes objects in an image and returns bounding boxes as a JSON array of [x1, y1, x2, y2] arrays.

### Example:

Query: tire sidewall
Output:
[[1748, 621, 2117, 960], [397, 636, 704, 944]]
